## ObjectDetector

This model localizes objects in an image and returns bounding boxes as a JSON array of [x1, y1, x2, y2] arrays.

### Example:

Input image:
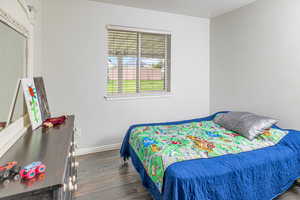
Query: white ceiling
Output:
[[90, 0, 257, 18]]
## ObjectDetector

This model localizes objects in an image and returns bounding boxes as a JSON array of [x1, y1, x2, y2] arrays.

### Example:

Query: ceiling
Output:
[[90, 0, 257, 18]]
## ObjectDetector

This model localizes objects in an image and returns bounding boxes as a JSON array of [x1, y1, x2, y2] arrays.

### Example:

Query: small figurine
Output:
[[43, 116, 67, 128], [20, 162, 46, 179], [0, 161, 21, 182]]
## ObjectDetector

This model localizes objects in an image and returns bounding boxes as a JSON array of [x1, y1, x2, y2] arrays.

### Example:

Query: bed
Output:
[[120, 112, 300, 200]]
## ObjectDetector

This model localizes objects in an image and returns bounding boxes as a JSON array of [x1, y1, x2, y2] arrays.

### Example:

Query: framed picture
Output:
[[21, 78, 42, 130], [34, 77, 51, 121]]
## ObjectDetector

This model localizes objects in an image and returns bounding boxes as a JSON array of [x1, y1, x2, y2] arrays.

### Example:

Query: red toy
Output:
[[0, 161, 21, 182], [22, 173, 46, 187], [0, 122, 6, 128], [20, 162, 46, 180], [43, 116, 67, 128]]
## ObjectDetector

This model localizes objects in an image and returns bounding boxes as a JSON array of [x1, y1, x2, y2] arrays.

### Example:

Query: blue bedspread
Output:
[[120, 112, 300, 200]]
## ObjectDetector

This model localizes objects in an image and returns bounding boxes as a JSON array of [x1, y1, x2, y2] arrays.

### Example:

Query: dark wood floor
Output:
[[74, 150, 300, 200]]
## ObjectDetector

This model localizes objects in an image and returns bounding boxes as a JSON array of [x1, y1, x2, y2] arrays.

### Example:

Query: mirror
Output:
[[0, 20, 27, 131]]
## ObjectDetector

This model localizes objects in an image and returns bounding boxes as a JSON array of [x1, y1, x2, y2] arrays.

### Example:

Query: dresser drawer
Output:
[[58, 136, 78, 200]]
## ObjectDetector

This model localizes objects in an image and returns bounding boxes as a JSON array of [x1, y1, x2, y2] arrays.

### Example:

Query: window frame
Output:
[[105, 25, 172, 100]]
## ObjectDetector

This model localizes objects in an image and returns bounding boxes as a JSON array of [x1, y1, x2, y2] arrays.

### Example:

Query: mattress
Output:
[[120, 112, 300, 200]]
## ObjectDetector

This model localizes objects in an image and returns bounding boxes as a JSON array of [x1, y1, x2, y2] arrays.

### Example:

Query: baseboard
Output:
[[75, 143, 121, 156]]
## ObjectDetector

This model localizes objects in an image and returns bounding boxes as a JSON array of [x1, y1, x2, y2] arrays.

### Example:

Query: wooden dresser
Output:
[[0, 116, 78, 200]]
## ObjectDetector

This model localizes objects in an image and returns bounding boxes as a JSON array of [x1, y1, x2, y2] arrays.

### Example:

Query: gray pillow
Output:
[[213, 112, 279, 140]]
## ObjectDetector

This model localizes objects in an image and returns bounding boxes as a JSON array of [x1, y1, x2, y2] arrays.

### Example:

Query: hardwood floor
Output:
[[74, 150, 300, 200]]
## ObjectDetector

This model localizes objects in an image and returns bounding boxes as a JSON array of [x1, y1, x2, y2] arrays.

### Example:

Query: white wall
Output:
[[210, 0, 300, 129], [42, 0, 210, 149], [30, 0, 43, 76]]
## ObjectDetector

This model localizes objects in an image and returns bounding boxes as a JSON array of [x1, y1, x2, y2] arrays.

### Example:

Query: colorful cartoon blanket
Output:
[[129, 120, 287, 191]]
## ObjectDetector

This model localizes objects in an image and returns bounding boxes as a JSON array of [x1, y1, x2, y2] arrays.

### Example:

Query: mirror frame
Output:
[[0, 7, 31, 158], [0, 8, 29, 37]]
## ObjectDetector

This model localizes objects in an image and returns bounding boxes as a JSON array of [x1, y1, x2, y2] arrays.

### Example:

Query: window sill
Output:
[[104, 92, 173, 101]]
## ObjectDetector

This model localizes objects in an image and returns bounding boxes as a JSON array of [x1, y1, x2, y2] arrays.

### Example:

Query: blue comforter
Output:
[[120, 112, 300, 200]]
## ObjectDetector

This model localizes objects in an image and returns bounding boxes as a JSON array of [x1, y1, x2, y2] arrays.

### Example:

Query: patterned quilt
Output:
[[129, 120, 287, 191]]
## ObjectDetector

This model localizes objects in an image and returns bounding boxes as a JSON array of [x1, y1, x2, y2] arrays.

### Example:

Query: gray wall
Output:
[[210, 0, 300, 129], [42, 0, 210, 148]]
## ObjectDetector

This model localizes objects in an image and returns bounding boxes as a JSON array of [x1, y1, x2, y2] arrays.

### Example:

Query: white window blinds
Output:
[[107, 27, 171, 97]]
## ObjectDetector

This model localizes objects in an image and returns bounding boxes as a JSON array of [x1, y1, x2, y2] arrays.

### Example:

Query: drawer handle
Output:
[[72, 175, 76, 182], [72, 161, 79, 168], [69, 181, 74, 191], [68, 182, 78, 192]]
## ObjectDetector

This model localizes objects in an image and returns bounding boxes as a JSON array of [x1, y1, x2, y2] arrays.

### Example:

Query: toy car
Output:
[[43, 116, 67, 128], [0, 161, 21, 181], [0, 122, 6, 132], [0, 122, 6, 128], [20, 162, 46, 180], [21, 173, 46, 187]]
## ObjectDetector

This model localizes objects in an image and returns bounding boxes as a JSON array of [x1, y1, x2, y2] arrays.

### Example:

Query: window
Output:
[[106, 25, 171, 98]]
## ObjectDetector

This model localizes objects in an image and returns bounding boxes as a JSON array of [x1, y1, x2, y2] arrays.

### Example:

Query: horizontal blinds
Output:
[[107, 28, 171, 96], [108, 30, 138, 94], [108, 30, 137, 56], [140, 32, 170, 92], [141, 33, 166, 59]]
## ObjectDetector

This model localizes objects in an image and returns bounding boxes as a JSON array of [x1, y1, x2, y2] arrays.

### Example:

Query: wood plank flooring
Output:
[[74, 150, 300, 200]]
